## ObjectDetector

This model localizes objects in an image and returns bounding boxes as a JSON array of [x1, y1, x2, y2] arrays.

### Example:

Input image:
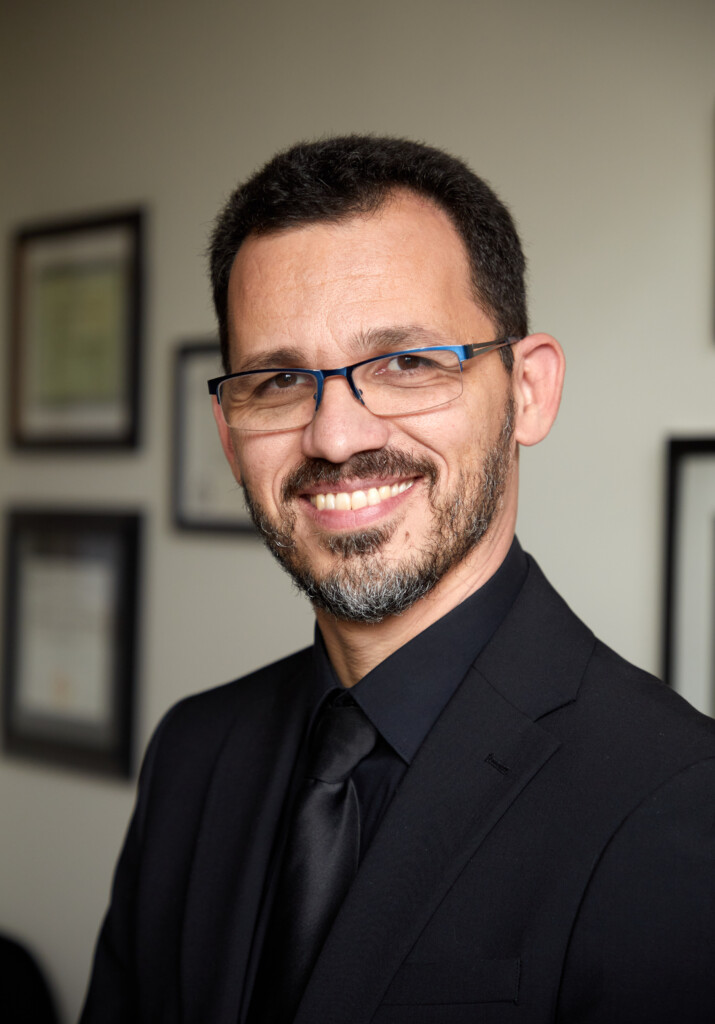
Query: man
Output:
[[81, 136, 715, 1023]]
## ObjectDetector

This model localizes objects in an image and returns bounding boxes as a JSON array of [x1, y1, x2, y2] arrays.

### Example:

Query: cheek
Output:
[[236, 434, 299, 505], [400, 408, 484, 478]]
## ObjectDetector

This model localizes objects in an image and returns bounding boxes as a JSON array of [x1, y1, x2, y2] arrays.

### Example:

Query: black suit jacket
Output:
[[81, 558, 715, 1023]]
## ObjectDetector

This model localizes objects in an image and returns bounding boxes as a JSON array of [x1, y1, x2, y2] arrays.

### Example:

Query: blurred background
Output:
[[1, 0, 713, 1019]]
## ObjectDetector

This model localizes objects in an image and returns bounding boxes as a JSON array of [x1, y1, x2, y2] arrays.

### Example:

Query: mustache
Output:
[[281, 449, 439, 502]]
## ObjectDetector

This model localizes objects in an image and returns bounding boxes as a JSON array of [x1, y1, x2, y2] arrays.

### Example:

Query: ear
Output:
[[211, 395, 243, 484], [511, 333, 565, 447]]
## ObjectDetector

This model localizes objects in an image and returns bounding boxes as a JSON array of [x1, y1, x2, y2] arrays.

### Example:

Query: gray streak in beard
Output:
[[298, 563, 439, 623]]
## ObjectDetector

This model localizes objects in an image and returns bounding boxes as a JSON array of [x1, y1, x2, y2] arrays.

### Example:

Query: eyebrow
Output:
[[234, 325, 450, 373], [353, 325, 449, 354], [236, 346, 308, 372]]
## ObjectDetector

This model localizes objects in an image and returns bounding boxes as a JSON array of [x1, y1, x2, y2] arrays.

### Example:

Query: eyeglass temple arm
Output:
[[462, 337, 516, 360]]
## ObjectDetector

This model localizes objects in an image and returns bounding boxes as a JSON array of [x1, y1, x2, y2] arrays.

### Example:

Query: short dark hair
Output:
[[209, 135, 527, 372]]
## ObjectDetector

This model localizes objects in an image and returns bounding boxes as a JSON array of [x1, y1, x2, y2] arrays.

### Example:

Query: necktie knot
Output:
[[307, 701, 377, 783]]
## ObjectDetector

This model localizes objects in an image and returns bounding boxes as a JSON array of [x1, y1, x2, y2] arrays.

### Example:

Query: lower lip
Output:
[[300, 481, 419, 530]]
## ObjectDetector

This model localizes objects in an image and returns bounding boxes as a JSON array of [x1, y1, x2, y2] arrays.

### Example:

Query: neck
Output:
[[315, 517, 515, 688]]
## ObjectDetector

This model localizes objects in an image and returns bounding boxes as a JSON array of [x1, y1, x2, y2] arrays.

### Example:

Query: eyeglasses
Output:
[[208, 338, 516, 432]]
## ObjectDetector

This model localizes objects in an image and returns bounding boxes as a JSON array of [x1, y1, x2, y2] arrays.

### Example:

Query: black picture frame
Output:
[[9, 209, 144, 449], [172, 341, 255, 533], [2, 509, 142, 777], [662, 437, 715, 717]]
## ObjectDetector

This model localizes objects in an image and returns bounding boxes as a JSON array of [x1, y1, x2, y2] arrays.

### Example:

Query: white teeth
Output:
[[309, 480, 414, 511]]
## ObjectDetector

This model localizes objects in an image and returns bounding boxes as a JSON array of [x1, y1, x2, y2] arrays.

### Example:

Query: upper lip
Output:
[[299, 475, 418, 496]]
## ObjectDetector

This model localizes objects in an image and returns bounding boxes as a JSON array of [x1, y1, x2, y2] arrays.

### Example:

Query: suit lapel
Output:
[[295, 668, 558, 1023], [295, 558, 595, 1024], [179, 664, 311, 1024]]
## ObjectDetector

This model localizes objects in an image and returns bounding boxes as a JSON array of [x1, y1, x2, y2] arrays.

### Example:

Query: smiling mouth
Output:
[[308, 479, 415, 511]]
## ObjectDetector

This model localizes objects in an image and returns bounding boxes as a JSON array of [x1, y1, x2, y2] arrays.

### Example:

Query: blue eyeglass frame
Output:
[[207, 338, 516, 416]]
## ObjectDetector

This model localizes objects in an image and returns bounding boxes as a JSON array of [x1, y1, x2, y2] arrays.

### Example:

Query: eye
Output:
[[245, 370, 316, 406], [383, 353, 434, 373], [252, 371, 315, 394], [267, 372, 306, 390]]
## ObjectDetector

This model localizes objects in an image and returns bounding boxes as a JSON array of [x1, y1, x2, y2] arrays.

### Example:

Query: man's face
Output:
[[217, 191, 518, 622]]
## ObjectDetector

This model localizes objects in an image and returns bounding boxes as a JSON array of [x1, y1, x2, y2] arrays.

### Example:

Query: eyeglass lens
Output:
[[218, 348, 464, 431]]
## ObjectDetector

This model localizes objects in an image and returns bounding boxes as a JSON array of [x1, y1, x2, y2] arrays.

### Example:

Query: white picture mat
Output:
[[13, 547, 116, 735], [672, 455, 715, 716], [19, 225, 134, 438], [177, 346, 253, 526]]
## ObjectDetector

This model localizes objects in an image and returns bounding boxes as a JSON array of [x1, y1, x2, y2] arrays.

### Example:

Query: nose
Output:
[[301, 374, 390, 463]]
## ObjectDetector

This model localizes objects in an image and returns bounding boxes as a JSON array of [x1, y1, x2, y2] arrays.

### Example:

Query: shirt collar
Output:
[[312, 536, 528, 764]]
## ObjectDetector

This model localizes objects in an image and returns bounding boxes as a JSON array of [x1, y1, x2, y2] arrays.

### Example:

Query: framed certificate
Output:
[[172, 341, 255, 532], [2, 510, 142, 776], [662, 438, 715, 717], [9, 210, 144, 448]]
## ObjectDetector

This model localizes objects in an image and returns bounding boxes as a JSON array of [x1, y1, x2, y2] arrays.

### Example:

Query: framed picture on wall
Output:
[[172, 341, 255, 532], [2, 509, 142, 777], [662, 437, 715, 717], [9, 209, 144, 448]]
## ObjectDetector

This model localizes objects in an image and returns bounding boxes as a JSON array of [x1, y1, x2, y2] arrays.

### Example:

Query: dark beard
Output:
[[242, 398, 515, 623]]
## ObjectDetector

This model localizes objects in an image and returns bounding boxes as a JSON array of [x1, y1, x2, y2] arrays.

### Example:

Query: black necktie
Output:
[[248, 696, 377, 1023]]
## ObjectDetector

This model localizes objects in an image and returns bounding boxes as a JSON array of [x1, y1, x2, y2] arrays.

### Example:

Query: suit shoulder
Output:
[[144, 645, 313, 770], [172, 644, 313, 717], [518, 555, 715, 756], [585, 638, 715, 751], [545, 638, 715, 821]]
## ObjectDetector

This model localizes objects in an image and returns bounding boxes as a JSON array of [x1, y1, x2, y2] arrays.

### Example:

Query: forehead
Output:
[[226, 192, 489, 365]]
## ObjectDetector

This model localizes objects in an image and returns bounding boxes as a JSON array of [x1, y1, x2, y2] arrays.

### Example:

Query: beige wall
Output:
[[1, 0, 714, 1019]]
